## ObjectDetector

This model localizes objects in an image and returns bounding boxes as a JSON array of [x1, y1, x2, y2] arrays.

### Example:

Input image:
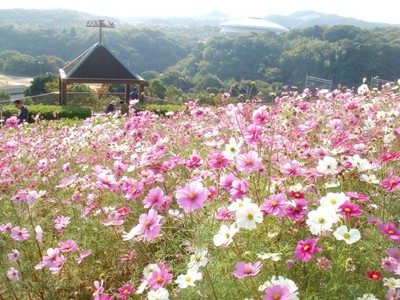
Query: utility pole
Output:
[[86, 20, 115, 44]]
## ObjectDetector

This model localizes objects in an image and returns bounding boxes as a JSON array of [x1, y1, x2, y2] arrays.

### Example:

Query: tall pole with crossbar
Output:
[[86, 20, 115, 44]]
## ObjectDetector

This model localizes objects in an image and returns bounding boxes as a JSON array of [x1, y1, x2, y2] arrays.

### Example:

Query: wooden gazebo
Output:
[[58, 42, 145, 105]]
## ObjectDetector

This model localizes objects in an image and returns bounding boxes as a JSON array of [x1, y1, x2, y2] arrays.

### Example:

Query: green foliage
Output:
[[133, 103, 185, 115], [0, 89, 10, 100], [2, 104, 91, 120], [148, 79, 167, 99], [24, 73, 58, 96]]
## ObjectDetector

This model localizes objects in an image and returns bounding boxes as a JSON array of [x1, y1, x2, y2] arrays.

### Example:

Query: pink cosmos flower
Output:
[[381, 151, 398, 162], [96, 173, 119, 191], [143, 187, 165, 209], [221, 92, 231, 101], [381, 257, 399, 273], [286, 198, 308, 221], [93, 280, 104, 300], [316, 257, 332, 270], [260, 193, 287, 218], [252, 107, 270, 125], [294, 238, 322, 263], [147, 264, 173, 290], [175, 181, 208, 213], [5, 116, 19, 128], [216, 207, 232, 220], [389, 248, 400, 261], [232, 261, 262, 278], [42, 248, 61, 267], [345, 192, 369, 202], [117, 284, 134, 299], [10, 226, 30, 241], [236, 151, 263, 174], [339, 201, 362, 220], [378, 222, 400, 243], [123, 179, 144, 201], [6, 267, 19, 281], [381, 176, 400, 192], [186, 152, 203, 169], [263, 284, 291, 300], [243, 124, 263, 144], [209, 150, 229, 169], [281, 160, 303, 177], [58, 240, 78, 252], [54, 215, 70, 233], [230, 178, 249, 200], [219, 174, 238, 190], [76, 249, 92, 265], [8, 249, 20, 263]]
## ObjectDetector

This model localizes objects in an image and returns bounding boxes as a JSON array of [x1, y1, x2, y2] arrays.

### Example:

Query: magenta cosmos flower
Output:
[[294, 238, 322, 263], [381, 176, 400, 192], [378, 222, 400, 243], [117, 284, 134, 299], [175, 181, 208, 213], [232, 261, 262, 278], [263, 284, 291, 300]]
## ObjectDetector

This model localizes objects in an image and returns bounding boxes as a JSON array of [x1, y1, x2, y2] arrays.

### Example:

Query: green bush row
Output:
[[1, 104, 92, 120], [131, 103, 185, 116]]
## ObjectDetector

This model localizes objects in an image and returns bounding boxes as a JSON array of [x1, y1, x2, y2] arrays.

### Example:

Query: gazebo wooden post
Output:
[[125, 83, 131, 103], [62, 82, 68, 105]]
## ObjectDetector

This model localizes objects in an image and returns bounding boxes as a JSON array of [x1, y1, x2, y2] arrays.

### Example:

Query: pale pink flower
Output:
[[54, 215, 70, 233], [260, 193, 287, 218], [175, 181, 208, 213], [58, 240, 78, 252], [7, 249, 20, 263], [236, 151, 263, 174], [232, 261, 262, 278], [76, 249, 92, 265], [10, 226, 30, 241], [6, 267, 19, 281]]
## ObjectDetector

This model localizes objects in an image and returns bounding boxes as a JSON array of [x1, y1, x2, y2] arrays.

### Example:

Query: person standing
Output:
[[13, 100, 29, 123], [130, 88, 139, 100]]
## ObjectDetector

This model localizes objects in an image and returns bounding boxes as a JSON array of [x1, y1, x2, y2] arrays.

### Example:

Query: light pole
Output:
[[38, 61, 44, 75]]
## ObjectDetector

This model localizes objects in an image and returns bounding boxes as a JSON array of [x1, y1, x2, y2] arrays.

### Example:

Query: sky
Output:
[[2, 0, 400, 24]]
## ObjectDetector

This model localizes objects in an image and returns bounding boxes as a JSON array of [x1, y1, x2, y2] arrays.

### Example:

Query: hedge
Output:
[[120, 103, 185, 116], [1, 104, 92, 120]]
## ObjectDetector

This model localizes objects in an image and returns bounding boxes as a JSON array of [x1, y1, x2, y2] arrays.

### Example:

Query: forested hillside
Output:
[[1, 8, 399, 90]]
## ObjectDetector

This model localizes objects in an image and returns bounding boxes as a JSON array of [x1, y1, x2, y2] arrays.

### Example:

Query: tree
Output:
[[149, 79, 167, 99], [0, 90, 10, 100], [24, 73, 57, 96]]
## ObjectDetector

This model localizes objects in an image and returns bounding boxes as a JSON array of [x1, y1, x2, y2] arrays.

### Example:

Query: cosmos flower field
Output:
[[1, 87, 399, 300]]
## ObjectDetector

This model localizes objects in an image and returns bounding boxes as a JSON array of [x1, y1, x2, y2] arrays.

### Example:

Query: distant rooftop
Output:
[[220, 17, 289, 34]]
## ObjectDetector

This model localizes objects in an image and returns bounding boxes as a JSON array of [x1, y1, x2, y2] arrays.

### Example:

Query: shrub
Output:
[[2, 104, 91, 120]]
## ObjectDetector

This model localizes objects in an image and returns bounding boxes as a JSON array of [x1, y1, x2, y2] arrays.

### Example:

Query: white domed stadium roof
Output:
[[220, 18, 289, 34]]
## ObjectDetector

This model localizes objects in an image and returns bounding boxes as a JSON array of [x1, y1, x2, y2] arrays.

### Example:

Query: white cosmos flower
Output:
[[319, 192, 348, 210], [122, 224, 141, 241], [227, 197, 252, 212], [360, 174, 380, 184], [306, 206, 337, 235], [175, 268, 203, 289], [188, 249, 208, 270], [222, 137, 242, 159], [235, 202, 263, 230], [348, 154, 373, 172], [356, 294, 378, 300], [257, 252, 282, 261], [316, 156, 338, 175], [147, 287, 169, 300], [213, 223, 239, 247], [383, 277, 400, 289], [333, 225, 361, 244]]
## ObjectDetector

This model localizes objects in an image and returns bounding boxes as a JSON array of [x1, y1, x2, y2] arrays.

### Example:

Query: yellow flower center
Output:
[[245, 268, 252, 274], [189, 193, 196, 199], [271, 201, 277, 207], [390, 180, 396, 185], [156, 276, 163, 283], [330, 199, 336, 204], [123, 289, 129, 294], [246, 159, 253, 165], [144, 221, 151, 227], [273, 293, 281, 300], [388, 230, 395, 235], [225, 233, 230, 238], [185, 276, 191, 282], [230, 147, 236, 152], [303, 245, 310, 251], [318, 217, 324, 223], [344, 208, 351, 213], [247, 214, 254, 220], [343, 233, 351, 239]]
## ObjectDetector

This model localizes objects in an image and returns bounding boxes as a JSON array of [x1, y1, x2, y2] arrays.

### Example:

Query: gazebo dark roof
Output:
[[59, 43, 145, 105]]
